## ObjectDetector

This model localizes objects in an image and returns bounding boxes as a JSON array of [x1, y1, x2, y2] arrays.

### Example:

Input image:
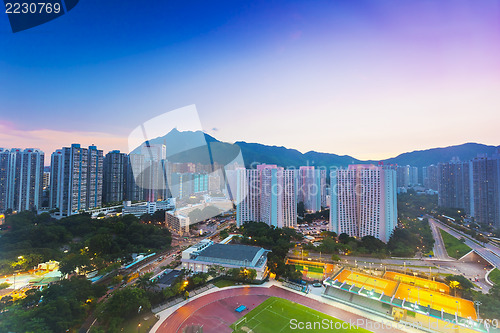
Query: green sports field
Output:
[[308, 266, 324, 273], [295, 264, 324, 274], [230, 297, 369, 333]]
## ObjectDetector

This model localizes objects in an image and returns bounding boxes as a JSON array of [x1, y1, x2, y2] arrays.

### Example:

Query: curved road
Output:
[[156, 285, 407, 333], [428, 217, 500, 269]]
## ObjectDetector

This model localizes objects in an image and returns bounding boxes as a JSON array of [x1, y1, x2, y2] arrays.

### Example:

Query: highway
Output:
[[427, 217, 500, 269], [429, 218, 454, 261]]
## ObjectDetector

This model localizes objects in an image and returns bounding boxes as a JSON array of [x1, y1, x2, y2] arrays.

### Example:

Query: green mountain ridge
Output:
[[132, 129, 499, 169]]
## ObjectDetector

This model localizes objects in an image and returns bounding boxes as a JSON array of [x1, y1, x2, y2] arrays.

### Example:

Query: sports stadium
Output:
[[324, 268, 486, 333]]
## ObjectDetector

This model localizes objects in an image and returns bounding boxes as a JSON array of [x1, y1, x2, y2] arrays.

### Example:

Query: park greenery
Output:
[[0, 282, 11, 289], [435, 213, 491, 244], [302, 220, 434, 259], [0, 277, 106, 333], [139, 209, 168, 224], [439, 229, 472, 259], [0, 211, 172, 332], [0, 211, 172, 276], [488, 268, 500, 285], [443, 273, 500, 320], [237, 222, 303, 280]]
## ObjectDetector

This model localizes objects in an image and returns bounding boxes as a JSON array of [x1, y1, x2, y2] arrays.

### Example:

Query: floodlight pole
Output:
[[474, 301, 481, 319]]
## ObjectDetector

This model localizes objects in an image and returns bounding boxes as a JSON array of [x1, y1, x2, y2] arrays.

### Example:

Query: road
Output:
[[429, 218, 454, 261], [289, 250, 492, 292], [428, 217, 500, 269]]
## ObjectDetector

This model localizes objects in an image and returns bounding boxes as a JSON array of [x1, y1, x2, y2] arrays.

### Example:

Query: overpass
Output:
[[427, 216, 500, 269]]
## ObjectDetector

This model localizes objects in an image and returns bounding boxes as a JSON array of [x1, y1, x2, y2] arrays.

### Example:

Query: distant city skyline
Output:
[[1, 1, 500, 160]]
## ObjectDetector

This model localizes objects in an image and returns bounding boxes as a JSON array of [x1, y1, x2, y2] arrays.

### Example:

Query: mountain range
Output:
[[133, 129, 499, 169]]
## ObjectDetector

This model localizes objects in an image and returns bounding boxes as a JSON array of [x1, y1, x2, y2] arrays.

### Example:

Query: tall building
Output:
[[50, 144, 103, 216], [236, 164, 297, 229], [49, 149, 64, 211], [423, 164, 439, 191], [330, 164, 397, 243], [169, 172, 210, 199], [297, 166, 322, 212], [236, 168, 260, 225], [410, 166, 419, 186], [0, 148, 44, 212], [320, 169, 327, 208], [139, 143, 168, 201], [396, 165, 410, 188], [87, 145, 103, 209], [471, 153, 500, 227], [208, 172, 223, 193], [125, 154, 145, 202], [103, 150, 127, 204], [437, 159, 473, 214]]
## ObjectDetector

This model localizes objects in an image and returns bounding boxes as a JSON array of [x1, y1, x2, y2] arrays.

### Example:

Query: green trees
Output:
[[302, 209, 329, 223], [224, 267, 257, 282], [98, 287, 151, 331], [136, 272, 156, 290], [474, 285, 500, 320], [219, 229, 229, 240], [0, 277, 105, 333], [0, 213, 172, 276], [238, 222, 302, 279], [207, 264, 226, 277], [59, 253, 92, 276], [445, 275, 474, 298]]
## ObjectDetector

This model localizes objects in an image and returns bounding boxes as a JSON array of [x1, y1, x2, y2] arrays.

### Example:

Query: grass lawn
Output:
[[119, 310, 158, 333], [488, 268, 500, 286], [230, 297, 369, 333], [439, 229, 471, 259]]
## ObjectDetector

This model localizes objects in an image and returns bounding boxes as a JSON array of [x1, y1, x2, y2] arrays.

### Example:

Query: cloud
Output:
[[0, 123, 128, 164]]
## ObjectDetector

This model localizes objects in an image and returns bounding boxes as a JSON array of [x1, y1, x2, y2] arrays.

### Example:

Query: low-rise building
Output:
[[181, 240, 269, 280], [166, 211, 189, 234], [122, 200, 174, 218]]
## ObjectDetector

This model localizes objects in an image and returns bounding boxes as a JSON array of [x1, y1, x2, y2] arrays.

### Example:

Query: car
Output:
[[312, 283, 322, 288]]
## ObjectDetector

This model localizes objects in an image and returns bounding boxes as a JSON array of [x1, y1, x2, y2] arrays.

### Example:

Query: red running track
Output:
[[156, 286, 407, 333]]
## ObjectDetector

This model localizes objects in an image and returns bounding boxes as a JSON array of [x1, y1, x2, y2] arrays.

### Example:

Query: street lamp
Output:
[[474, 301, 482, 319]]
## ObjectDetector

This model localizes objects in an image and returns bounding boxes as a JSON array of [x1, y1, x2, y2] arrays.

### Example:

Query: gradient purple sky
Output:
[[1, 0, 499, 161]]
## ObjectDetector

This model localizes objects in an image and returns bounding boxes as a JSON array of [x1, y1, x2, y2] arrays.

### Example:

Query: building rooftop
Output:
[[197, 243, 262, 263]]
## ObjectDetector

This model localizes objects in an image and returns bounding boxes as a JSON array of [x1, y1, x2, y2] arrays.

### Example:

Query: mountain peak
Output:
[[132, 130, 499, 168]]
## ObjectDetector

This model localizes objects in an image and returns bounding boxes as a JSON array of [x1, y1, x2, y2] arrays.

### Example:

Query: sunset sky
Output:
[[1, 0, 499, 162]]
